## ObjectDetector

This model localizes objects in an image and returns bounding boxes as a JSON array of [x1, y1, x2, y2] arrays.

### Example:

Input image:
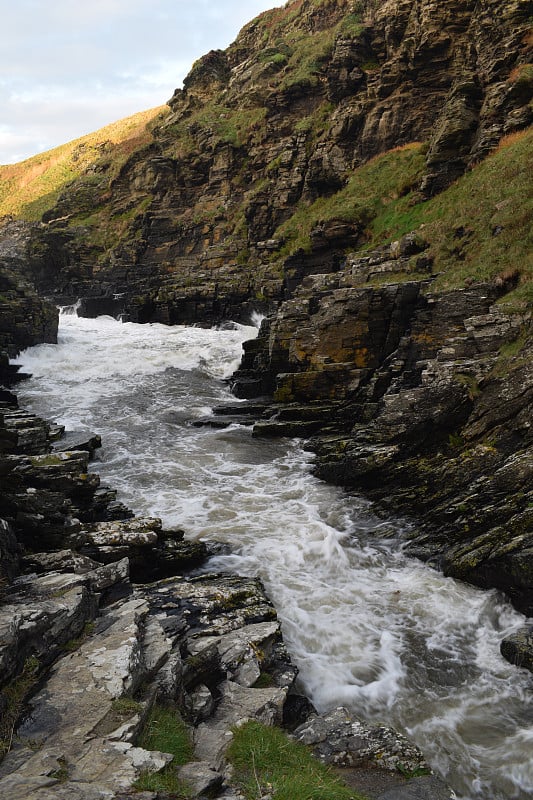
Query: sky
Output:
[[1, 0, 285, 165]]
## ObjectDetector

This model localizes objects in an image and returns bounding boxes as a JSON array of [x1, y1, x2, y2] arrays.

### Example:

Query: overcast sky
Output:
[[1, 0, 285, 165]]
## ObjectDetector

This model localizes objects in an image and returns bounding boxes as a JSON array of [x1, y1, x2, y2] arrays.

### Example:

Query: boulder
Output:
[[500, 626, 533, 674]]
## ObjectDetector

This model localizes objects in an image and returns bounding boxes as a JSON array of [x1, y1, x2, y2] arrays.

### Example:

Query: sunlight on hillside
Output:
[[0, 106, 168, 221]]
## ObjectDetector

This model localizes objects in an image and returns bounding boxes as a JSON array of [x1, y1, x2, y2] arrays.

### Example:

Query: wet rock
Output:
[[293, 707, 429, 775], [0, 517, 20, 584], [81, 517, 162, 548], [2, 409, 51, 455], [77, 518, 209, 580], [500, 626, 533, 674], [377, 777, 454, 800], [178, 761, 223, 797], [292, 708, 454, 798], [21, 549, 101, 575], [53, 431, 102, 457]]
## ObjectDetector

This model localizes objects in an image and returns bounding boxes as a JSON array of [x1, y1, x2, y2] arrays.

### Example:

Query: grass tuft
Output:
[[275, 143, 425, 256], [227, 720, 362, 800], [134, 704, 194, 796]]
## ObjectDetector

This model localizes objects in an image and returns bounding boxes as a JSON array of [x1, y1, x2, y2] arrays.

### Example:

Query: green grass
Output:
[[0, 656, 40, 761], [339, 12, 364, 38], [227, 720, 363, 800], [490, 328, 530, 378], [166, 101, 267, 154], [0, 106, 166, 220], [134, 704, 194, 795], [273, 126, 531, 312], [367, 128, 533, 308], [277, 28, 336, 93], [275, 143, 425, 256]]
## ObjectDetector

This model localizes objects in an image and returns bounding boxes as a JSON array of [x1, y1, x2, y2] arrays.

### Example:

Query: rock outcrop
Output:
[[0, 219, 58, 358], [227, 237, 532, 616], [14, 0, 531, 326]]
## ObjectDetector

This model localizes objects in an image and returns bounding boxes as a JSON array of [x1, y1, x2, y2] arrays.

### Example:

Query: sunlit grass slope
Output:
[[0, 106, 167, 221]]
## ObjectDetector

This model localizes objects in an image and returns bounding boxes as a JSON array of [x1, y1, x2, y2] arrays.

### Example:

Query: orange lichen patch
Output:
[[411, 331, 437, 346], [494, 128, 531, 152], [507, 62, 533, 83], [366, 142, 423, 165], [522, 28, 533, 47], [353, 347, 370, 368]]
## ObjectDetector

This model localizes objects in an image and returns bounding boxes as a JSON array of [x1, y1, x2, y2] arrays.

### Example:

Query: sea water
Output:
[[16, 312, 533, 799]]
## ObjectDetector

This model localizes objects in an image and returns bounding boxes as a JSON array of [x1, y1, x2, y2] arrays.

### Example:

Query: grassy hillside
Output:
[[0, 0, 530, 317], [0, 106, 167, 221], [274, 128, 532, 310]]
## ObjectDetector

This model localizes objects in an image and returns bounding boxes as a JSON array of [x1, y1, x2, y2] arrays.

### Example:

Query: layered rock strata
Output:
[[229, 237, 532, 617], [20, 0, 532, 323], [0, 219, 57, 358]]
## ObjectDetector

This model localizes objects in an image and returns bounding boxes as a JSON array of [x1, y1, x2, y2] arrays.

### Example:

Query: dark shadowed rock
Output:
[[500, 626, 533, 674]]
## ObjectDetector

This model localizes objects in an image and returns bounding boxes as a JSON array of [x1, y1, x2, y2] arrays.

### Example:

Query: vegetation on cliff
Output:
[[0, 0, 531, 617], [0, 0, 529, 323], [0, 106, 165, 221]]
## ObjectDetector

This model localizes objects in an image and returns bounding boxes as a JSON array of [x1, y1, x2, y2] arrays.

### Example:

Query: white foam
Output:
[[16, 314, 533, 800]]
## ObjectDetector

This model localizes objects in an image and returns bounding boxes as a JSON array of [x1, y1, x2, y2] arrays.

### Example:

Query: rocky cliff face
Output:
[[231, 237, 532, 616], [0, 0, 531, 607], [1, 0, 531, 624], [21, 0, 532, 324], [0, 220, 58, 358], [0, 1, 532, 794]]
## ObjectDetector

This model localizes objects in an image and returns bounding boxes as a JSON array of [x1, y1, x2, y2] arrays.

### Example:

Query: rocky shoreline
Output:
[[0, 367, 457, 799], [0, 227, 531, 798], [0, 0, 531, 789], [228, 235, 533, 629]]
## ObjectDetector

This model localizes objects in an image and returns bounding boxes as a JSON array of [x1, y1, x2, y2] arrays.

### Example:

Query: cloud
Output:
[[1, 0, 284, 164]]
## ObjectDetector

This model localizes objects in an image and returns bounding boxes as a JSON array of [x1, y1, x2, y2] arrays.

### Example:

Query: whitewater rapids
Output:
[[16, 312, 533, 800]]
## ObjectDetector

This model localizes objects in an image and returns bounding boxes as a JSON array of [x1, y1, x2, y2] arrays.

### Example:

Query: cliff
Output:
[[0, 0, 531, 620], [0, 0, 531, 795], [0, 0, 531, 646], [0, 0, 528, 323]]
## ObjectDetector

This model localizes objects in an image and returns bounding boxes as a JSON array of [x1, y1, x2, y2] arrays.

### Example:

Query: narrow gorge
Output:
[[0, 0, 532, 799]]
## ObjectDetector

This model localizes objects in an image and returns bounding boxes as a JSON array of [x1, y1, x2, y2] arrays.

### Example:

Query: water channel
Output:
[[16, 311, 533, 800]]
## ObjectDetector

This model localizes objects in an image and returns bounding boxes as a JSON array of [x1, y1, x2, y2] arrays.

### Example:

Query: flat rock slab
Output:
[[0, 594, 170, 799], [81, 517, 162, 547], [377, 775, 454, 799], [53, 431, 101, 455], [178, 761, 223, 795], [0, 574, 97, 686]]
